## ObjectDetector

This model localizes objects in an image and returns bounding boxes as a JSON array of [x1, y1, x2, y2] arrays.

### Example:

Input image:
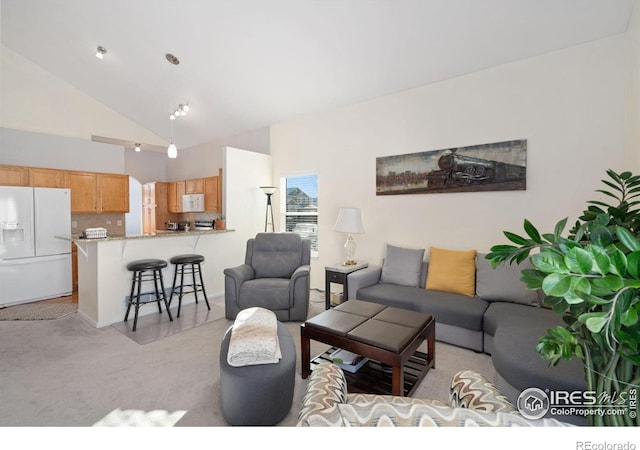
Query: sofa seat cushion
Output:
[[483, 302, 563, 337], [484, 302, 586, 393], [239, 278, 290, 310], [356, 283, 489, 331]]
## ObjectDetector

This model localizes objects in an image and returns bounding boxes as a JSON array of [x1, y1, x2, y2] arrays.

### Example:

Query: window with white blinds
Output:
[[281, 174, 318, 255]]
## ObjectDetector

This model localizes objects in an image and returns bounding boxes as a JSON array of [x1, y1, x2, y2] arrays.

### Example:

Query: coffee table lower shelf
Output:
[[310, 347, 431, 397]]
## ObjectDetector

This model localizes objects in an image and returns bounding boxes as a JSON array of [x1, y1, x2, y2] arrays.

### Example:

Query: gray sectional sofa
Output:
[[347, 246, 586, 423]]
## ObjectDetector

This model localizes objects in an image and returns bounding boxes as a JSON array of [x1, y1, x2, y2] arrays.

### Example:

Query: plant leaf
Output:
[[587, 245, 611, 275], [591, 275, 625, 292], [564, 247, 594, 274], [607, 248, 627, 277], [520, 268, 544, 290], [626, 250, 640, 279], [621, 307, 638, 327], [601, 179, 624, 194], [595, 189, 620, 201], [585, 316, 608, 333], [616, 227, 640, 251], [503, 231, 530, 246], [589, 225, 613, 248], [523, 219, 543, 244], [542, 273, 572, 297], [532, 252, 568, 274]]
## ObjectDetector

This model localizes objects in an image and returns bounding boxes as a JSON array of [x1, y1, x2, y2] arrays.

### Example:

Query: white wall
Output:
[[0, 127, 125, 173], [124, 148, 169, 183], [271, 36, 627, 289], [0, 45, 167, 147], [166, 127, 270, 182], [222, 147, 273, 268], [627, 0, 640, 172]]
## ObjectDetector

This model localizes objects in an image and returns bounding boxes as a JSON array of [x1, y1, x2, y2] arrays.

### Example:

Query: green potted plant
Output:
[[215, 214, 226, 230], [487, 169, 640, 426]]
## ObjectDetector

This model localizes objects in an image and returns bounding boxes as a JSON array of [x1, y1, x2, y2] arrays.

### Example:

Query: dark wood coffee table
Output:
[[301, 299, 435, 397]]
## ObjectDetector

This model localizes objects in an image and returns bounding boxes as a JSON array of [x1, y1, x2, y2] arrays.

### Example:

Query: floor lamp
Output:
[[260, 186, 277, 232]]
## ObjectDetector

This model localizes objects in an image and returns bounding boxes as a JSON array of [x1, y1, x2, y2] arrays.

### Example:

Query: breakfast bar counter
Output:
[[66, 229, 235, 327]]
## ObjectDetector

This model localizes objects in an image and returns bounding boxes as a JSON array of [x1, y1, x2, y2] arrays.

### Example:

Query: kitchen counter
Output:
[[67, 228, 236, 328], [68, 228, 233, 242]]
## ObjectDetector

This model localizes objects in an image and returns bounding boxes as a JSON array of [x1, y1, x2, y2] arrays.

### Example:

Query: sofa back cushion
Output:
[[425, 247, 477, 297], [475, 254, 539, 306], [380, 244, 425, 287]]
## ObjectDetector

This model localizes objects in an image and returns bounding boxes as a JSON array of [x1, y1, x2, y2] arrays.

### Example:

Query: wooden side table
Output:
[[324, 262, 368, 309]]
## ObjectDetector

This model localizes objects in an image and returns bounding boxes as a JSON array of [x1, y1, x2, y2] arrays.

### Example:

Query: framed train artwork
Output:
[[376, 139, 527, 195]]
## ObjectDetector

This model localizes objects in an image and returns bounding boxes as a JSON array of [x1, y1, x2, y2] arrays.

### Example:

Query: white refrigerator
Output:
[[0, 186, 72, 307]]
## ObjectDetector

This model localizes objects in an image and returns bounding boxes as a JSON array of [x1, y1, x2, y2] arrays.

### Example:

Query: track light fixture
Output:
[[169, 103, 190, 120], [134, 143, 141, 152], [95, 46, 107, 59]]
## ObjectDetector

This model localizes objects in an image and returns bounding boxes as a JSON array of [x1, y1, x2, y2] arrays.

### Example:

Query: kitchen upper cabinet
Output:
[[29, 168, 66, 188], [0, 165, 29, 186], [164, 170, 223, 214], [204, 175, 221, 212], [65, 171, 98, 213], [185, 178, 204, 194], [99, 174, 129, 213], [64, 170, 129, 213], [167, 181, 185, 213]]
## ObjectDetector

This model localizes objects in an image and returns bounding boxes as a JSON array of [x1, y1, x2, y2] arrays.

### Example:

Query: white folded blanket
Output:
[[227, 307, 282, 367]]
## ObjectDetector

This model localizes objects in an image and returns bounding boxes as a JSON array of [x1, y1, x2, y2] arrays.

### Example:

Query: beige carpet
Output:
[[0, 302, 77, 320], [0, 289, 496, 427]]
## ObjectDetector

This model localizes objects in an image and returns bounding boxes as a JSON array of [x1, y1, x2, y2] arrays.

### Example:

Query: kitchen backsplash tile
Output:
[[72, 213, 125, 237]]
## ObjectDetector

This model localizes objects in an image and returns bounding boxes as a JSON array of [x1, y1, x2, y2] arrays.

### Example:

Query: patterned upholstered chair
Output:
[[224, 233, 311, 322], [297, 362, 572, 427]]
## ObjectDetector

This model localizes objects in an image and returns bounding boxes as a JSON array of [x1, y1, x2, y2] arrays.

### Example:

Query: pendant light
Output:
[[168, 114, 177, 158]]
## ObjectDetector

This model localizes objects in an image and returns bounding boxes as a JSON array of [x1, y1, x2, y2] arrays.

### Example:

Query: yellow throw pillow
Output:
[[425, 247, 477, 297]]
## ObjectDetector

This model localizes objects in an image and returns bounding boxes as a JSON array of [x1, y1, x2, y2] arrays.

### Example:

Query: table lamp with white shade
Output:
[[332, 208, 365, 266]]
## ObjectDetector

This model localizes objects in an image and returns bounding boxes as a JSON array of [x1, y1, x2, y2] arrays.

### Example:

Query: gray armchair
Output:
[[224, 233, 311, 321]]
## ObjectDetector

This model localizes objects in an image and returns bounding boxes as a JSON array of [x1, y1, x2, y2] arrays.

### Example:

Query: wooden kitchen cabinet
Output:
[[185, 178, 204, 194], [99, 173, 129, 213], [29, 167, 66, 188], [143, 182, 178, 233], [204, 175, 221, 212], [0, 165, 29, 186], [167, 181, 186, 213], [64, 171, 129, 213], [65, 171, 98, 213]]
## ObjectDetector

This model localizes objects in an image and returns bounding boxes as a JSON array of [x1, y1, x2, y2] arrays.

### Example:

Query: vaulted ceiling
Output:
[[1, 0, 636, 150]]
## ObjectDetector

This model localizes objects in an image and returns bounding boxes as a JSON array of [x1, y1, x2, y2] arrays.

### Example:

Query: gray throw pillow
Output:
[[380, 244, 425, 287], [475, 254, 539, 306]]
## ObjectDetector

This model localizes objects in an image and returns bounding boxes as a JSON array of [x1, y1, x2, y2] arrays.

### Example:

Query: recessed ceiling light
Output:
[[165, 53, 180, 65], [96, 46, 107, 59]]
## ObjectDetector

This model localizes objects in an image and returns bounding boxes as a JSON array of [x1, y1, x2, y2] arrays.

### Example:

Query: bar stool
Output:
[[124, 259, 173, 331], [169, 254, 211, 317]]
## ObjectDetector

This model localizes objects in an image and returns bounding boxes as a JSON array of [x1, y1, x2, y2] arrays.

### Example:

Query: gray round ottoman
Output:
[[219, 321, 296, 426]]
